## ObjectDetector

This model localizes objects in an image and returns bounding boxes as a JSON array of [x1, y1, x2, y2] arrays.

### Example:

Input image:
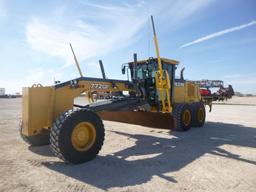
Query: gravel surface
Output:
[[0, 97, 255, 192]]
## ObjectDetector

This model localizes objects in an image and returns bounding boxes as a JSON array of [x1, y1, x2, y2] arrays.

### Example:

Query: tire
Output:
[[172, 103, 192, 131], [191, 102, 206, 127], [19, 121, 50, 146], [50, 109, 105, 164]]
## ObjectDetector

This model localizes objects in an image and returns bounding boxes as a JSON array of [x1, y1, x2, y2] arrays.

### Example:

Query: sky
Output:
[[0, 0, 256, 94]]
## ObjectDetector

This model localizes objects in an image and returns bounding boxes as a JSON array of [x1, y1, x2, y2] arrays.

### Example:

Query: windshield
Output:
[[136, 61, 173, 80], [136, 62, 157, 80]]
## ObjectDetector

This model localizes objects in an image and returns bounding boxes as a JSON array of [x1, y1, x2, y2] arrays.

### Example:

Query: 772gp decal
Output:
[[90, 83, 110, 89]]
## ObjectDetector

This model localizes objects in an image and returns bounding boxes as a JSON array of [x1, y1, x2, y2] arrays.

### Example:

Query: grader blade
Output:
[[97, 111, 174, 129]]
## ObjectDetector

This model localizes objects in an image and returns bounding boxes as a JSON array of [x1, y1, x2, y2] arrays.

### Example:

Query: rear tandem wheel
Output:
[[191, 102, 206, 127], [172, 103, 192, 131]]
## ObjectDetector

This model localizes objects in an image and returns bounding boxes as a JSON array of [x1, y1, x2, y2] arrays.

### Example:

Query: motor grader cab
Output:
[[20, 16, 206, 164], [122, 57, 177, 111]]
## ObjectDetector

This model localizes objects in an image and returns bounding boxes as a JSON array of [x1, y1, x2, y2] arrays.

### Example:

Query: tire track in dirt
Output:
[[65, 183, 89, 192]]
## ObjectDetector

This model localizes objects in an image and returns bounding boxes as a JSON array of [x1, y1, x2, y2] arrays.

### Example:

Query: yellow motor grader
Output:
[[20, 16, 206, 164]]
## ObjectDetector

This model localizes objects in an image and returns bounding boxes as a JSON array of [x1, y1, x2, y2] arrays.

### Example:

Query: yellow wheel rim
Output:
[[197, 108, 204, 123], [182, 109, 191, 126], [71, 122, 96, 151]]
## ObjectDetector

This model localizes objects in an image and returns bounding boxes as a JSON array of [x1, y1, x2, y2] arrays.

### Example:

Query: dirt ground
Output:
[[0, 96, 256, 192]]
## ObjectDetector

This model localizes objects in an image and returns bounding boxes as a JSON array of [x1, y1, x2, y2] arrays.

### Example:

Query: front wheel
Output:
[[50, 109, 105, 164]]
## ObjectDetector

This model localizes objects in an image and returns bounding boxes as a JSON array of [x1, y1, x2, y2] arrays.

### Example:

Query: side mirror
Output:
[[122, 66, 126, 74]]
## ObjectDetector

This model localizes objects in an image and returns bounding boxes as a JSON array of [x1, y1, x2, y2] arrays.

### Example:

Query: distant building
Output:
[[0, 88, 5, 96]]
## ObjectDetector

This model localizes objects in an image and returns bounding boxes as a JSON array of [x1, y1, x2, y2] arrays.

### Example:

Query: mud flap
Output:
[[97, 111, 174, 129]]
